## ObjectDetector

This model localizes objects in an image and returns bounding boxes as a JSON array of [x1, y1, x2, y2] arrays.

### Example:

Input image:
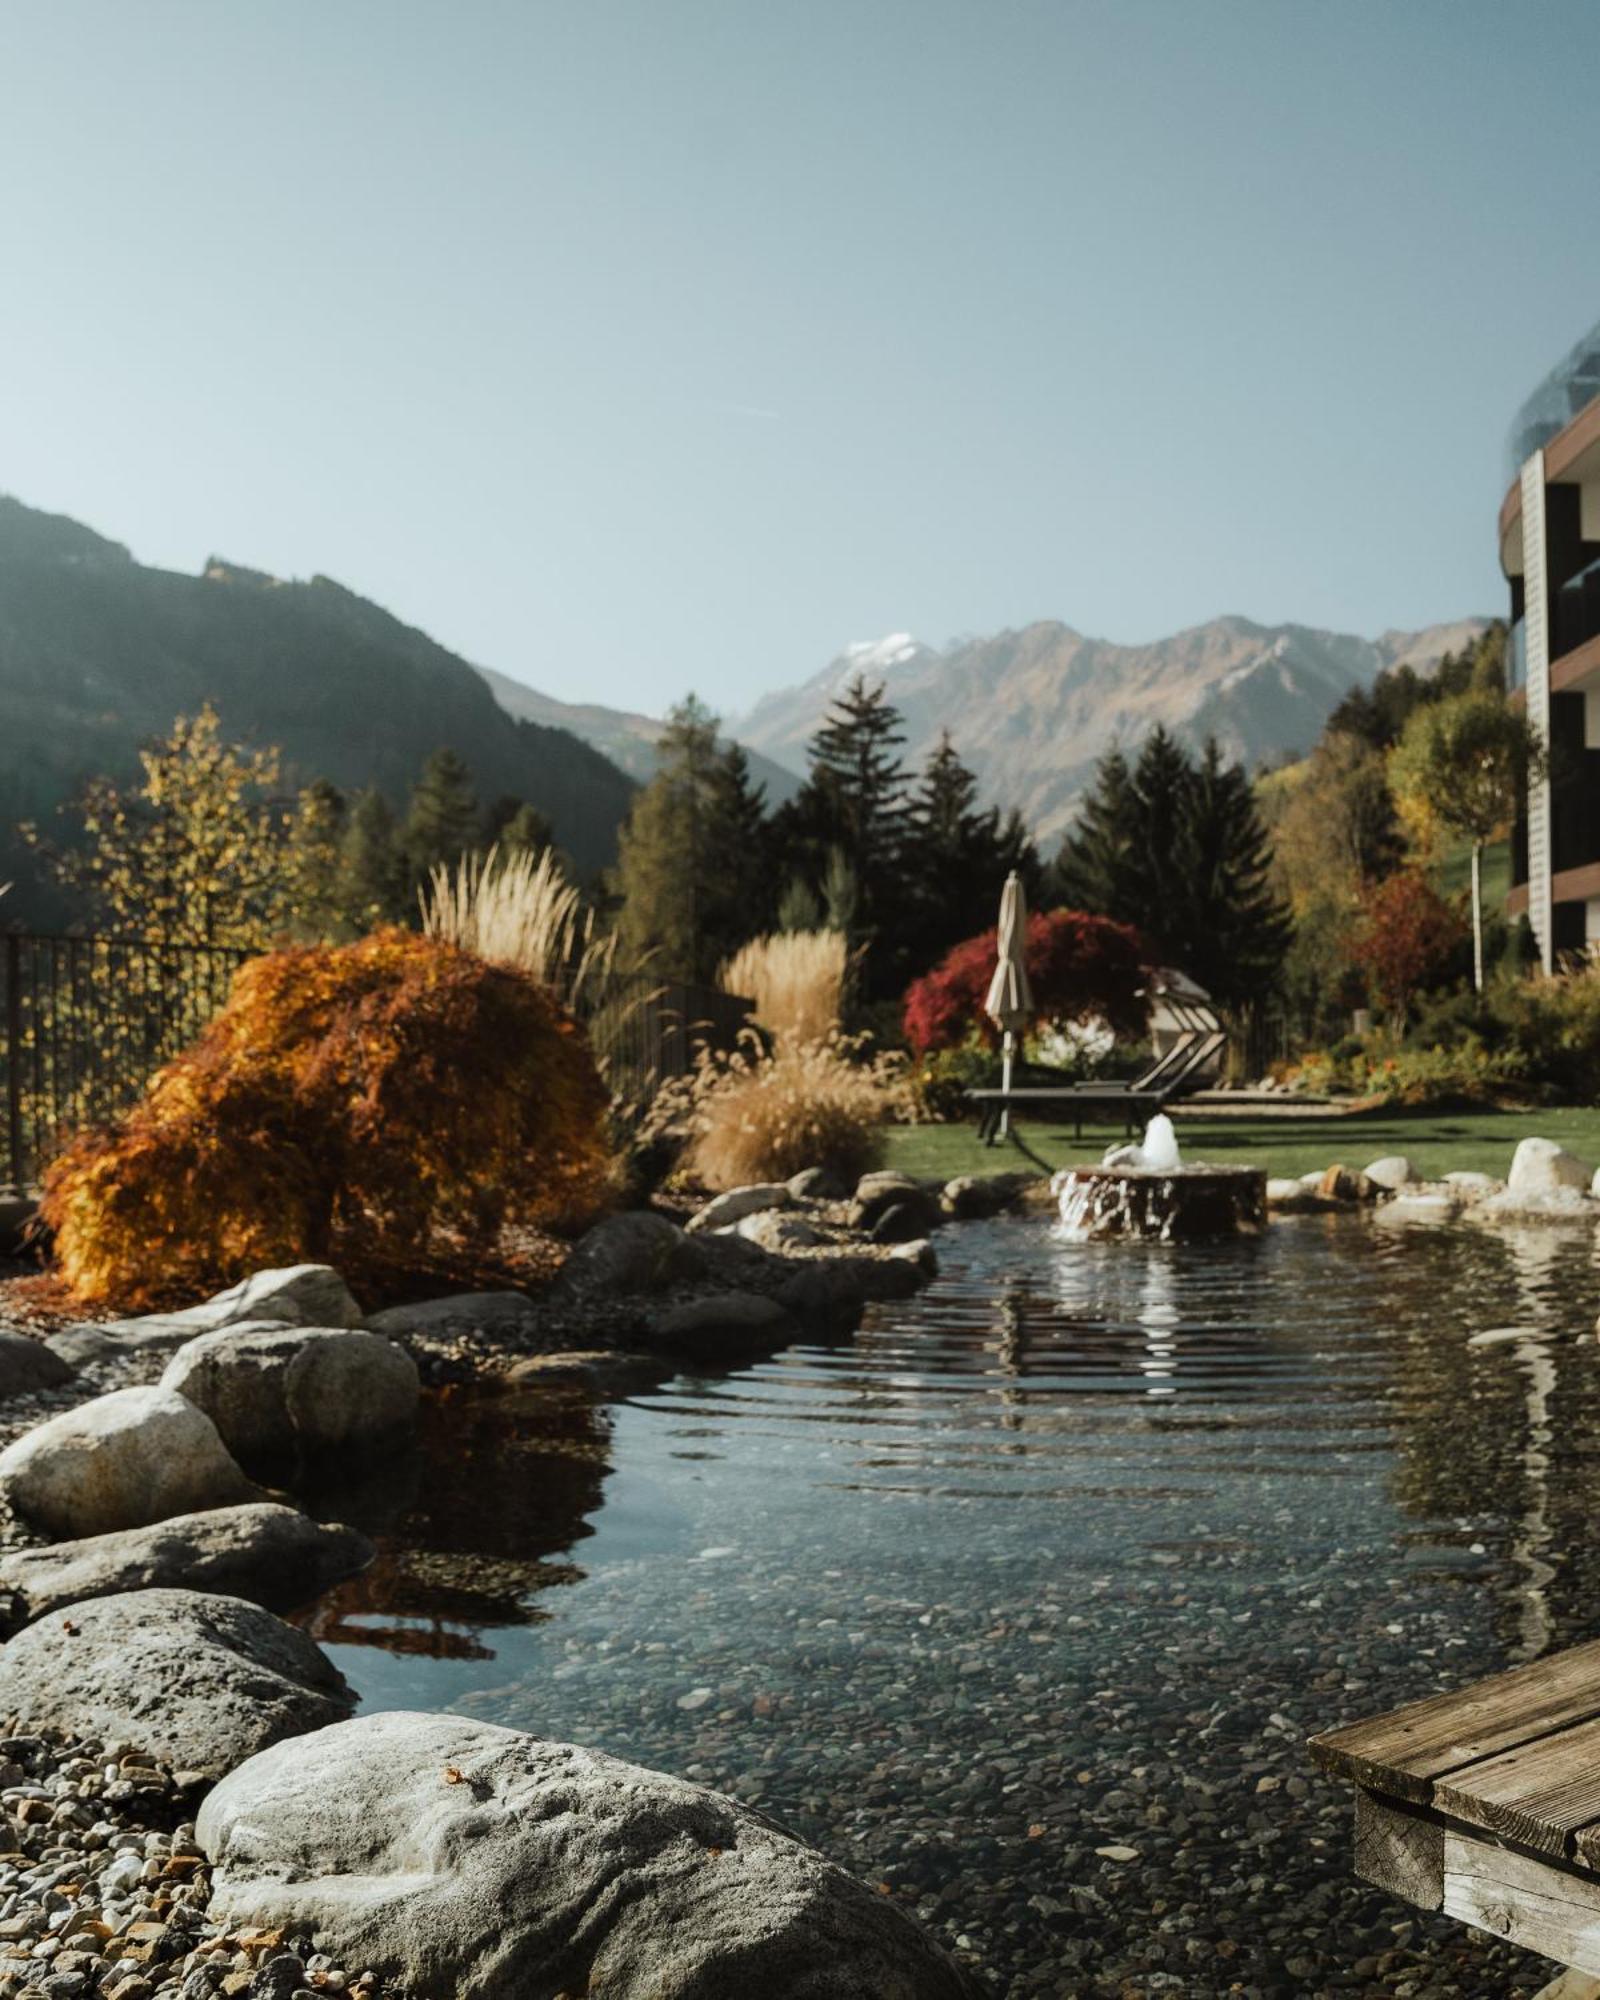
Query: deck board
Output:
[[1310, 1641, 1600, 1804]]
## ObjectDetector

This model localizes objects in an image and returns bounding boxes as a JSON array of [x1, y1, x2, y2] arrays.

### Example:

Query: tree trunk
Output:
[[1471, 841, 1485, 993]]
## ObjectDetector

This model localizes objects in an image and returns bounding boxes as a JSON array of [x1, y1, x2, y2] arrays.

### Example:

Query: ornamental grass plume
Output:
[[420, 844, 613, 999], [718, 930, 849, 1051], [683, 1030, 898, 1192], [41, 928, 613, 1310]]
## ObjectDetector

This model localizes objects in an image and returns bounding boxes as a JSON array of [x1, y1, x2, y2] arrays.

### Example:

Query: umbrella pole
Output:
[[999, 1029, 1014, 1140]]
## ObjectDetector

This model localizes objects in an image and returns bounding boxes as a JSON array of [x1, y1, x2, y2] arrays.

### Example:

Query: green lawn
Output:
[[886, 1102, 1600, 1185]]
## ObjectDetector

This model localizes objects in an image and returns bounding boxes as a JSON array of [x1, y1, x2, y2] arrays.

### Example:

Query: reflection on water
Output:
[[298, 1214, 1600, 1997]]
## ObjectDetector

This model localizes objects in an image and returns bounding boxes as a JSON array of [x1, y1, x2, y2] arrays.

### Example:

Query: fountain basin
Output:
[[1056, 1164, 1267, 1240]]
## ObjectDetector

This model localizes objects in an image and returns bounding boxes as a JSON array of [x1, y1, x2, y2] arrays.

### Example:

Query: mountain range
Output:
[[0, 488, 1492, 930], [0, 495, 636, 921], [477, 666, 802, 806], [730, 617, 1495, 841]]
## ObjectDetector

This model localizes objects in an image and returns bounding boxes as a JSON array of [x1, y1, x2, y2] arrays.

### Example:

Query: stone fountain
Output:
[[1053, 1115, 1266, 1241]]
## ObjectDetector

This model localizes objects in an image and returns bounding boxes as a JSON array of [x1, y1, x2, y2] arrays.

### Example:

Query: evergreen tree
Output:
[[339, 789, 405, 929], [1050, 748, 1139, 915], [614, 698, 769, 981], [403, 749, 478, 889], [773, 674, 912, 991], [483, 796, 555, 857], [776, 874, 824, 932], [286, 778, 349, 938], [1177, 738, 1293, 1010], [902, 731, 1027, 971]]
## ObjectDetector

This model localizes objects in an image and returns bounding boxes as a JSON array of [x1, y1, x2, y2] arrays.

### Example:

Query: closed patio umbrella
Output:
[[983, 870, 1033, 1139]]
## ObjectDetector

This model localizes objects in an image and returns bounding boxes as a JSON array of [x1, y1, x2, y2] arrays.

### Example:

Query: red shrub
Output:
[[903, 909, 1150, 1053], [1347, 872, 1466, 1022]]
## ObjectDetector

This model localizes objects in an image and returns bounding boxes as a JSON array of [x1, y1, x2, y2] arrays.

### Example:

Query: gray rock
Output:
[[198, 1710, 982, 1999], [685, 1184, 792, 1235], [170, 1263, 366, 1331], [650, 1293, 795, 1358], [366, 1292, 535, 1340], [870, 1202, 930, 1245], [558, 1212, 707, 1295], [46, 1264, 364, 1379], [1363, 1155, 1416, 1192], [941, 1173, 1034, 1220], [1444, 1170, 1501, 1197], [735, 1210, 821, 1251], [849, 1173, 941, 1236], [0, 1329, 75, 1398], [887, 1238, 938, 1278], [501, 1351, 667, 1395], [1508, 1136, 1593, 1197], [786, 1166, 848, 1201], [1266, 1176, 1326, 1213], [1374, 1192, 1460, 1226], [0, 1587, 352, 1782], [0, 1386, 256, 1537], [161, 1325, 419, 1464], [0, 1502, 371, 1627]]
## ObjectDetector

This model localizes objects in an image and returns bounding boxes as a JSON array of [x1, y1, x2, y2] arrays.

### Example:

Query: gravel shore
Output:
[[0, 1725, 401, 1999]]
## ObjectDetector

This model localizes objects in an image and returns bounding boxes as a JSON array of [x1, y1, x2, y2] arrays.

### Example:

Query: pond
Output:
[[295, 1212, 1600, 1998]]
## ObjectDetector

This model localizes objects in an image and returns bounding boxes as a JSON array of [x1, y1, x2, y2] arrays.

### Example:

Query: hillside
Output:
[[478, 666, 802, 804], [0, 496, 636, 920], [735, 616, 1493, 842]]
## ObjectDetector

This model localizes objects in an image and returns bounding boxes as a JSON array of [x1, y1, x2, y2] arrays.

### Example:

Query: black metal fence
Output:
[[2, 931, 250, 1191], [2, 931, 754, 1189]]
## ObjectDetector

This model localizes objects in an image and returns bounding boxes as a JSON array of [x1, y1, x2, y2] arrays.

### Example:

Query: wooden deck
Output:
[[1311, 1641, 1600, 1988]]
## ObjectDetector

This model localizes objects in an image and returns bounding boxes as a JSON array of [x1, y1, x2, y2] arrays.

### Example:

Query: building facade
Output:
[[1501, 317, 1600, 969]]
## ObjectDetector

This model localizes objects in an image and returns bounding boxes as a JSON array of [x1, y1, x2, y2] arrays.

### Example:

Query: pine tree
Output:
[[903, 731, 1022, 971], [483, 796, 555, 858], [614, 698, 769, 982], [1178, 738, 1292, 1011], [285, 779, 349, 939], [1050, 747, 1141, 917], [774, 674, 912, 992], [403, 749, 479, 890], [339, 789, 405, 929]]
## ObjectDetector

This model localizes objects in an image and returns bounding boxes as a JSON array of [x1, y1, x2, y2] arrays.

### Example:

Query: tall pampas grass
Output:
[[718, 929, 848, 1051], [420, 845, 612, 998]]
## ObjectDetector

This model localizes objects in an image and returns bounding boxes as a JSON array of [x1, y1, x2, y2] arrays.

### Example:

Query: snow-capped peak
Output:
[[839, 632, 924, 676]]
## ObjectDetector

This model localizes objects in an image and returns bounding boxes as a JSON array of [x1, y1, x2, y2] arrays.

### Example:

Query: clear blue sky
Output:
[[2, 1, 1596, 720]]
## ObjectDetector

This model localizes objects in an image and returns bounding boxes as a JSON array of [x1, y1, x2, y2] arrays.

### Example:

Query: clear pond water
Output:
[[297, 1212, 1600, 1998]]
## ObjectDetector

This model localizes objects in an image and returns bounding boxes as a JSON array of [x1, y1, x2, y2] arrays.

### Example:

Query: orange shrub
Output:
[[42, 928, 613, 1309]]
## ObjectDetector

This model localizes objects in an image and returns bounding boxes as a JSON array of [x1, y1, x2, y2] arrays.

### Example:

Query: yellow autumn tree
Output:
[[28, 705, 306, 946]]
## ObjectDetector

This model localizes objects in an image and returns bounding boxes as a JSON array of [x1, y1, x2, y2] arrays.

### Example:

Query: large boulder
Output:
[[558, 1212, 707, 1296], [940, 1173, 1034, 1220], [649, 1292, 795, 1359], [0, 1588, 352, 1782], [0, 1385, 256, 1537], [735, 1210, 821, 1252], [367, 1292, 536, 1341], [48, 1263, 365, 1378], [0, 1328, 75, 1399], [849, 1173, 942, 1237], [1363, 1155, 1416, 1193], [198, 1711, 981, 2000], [1508, 1137, 1593, 1197], [161, 1325, 419, 1464], [0, 1502, 371, 1627], [685, 1184, 792, 1235]]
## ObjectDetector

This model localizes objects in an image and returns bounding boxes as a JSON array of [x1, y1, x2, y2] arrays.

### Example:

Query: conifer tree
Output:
[[483, 796, 555, 858], [903, 731, 1027, 970], [614, 699, 769, 981], [1178, 738, 1292, 1010], [403, 749, 478, 889], [286, 779, 350, 938], [1050, 747, 1139, 916], [339, 789, 405, 930]]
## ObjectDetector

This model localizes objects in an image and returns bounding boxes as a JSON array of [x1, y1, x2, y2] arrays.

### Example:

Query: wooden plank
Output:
[[1433, 1713, 1600, 1857], [1310, 1640, 1600, 1804], [1443, 1828, 1600, 1979], [1529, 1971, 1600, 2000], [1354, 1787, 1443, 1910]]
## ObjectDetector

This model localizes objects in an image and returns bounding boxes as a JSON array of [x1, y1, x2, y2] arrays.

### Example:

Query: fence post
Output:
[[4, 934, 22, 1190]]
